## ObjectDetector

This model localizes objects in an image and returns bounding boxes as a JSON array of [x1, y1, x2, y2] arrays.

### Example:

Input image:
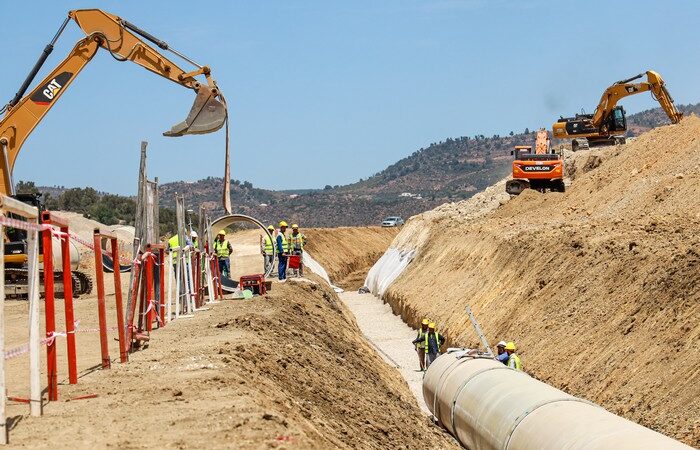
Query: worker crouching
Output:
[[412, 322, 445, 369]]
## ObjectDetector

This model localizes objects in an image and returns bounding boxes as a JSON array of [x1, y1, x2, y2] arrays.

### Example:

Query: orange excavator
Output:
[[0, 9, 227, 297], [552, 70, 682, 151], [505, 129, 564, 196]]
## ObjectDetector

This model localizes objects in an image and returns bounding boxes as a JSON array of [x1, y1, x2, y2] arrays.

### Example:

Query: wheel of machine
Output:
[[506, 179, 528, 196]]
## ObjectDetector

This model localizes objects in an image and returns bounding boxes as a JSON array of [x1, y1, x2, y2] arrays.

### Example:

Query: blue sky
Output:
[[1, 0, 699, 194]]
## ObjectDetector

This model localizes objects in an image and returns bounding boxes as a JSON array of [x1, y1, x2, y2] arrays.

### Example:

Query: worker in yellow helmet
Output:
[[276, 221, 289, 280], [213, 229, 233, 278], [414, 319, 430, 371], [505, 342, 522, 371], [288, 223, 306, 277], [261, 225, 276, 272], [412, 322, 445, 368]]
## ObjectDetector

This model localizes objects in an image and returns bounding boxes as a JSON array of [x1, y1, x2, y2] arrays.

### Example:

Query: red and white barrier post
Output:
[[92, 229, 111, 369], [41, 211, 79, 400], [0, 195, 43, 443]]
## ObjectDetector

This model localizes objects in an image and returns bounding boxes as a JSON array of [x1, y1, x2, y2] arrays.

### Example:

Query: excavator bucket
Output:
[[163, 85, 227, 137]]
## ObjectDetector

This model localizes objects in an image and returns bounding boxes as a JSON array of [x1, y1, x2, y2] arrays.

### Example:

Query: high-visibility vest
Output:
[[508, 354, 522, 371], [277, 233, 288, 254], [214, 239, 231, 258], [264, 235, 274, 254], [289, 233, 304, 251], [415, 330, 427, 349], [168, 235, 179, 260], [424, 331, 441, 354]]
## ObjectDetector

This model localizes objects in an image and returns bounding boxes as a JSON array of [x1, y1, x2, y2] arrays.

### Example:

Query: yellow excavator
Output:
[[552, 70, 682, 151], [0, 9, 227, 297]]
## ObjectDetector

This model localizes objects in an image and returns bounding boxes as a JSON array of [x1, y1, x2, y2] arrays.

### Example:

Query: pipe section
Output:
[[423, 352, 692, 450]]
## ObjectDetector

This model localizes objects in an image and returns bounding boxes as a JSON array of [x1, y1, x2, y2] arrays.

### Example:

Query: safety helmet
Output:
[[421, 318, 429, 325], [505, 342, 516, 351], [496, 341, 507, 348], [191, 231, 198, 238], [218, 230, 226, 236], [267, 225, 275, 231], [292, 224, 299, 229], [279, 221, 288, 227], [428, 322, 436, 329]]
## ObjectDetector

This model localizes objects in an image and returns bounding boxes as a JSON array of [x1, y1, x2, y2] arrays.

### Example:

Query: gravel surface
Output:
[[338, 291, 428, 414]]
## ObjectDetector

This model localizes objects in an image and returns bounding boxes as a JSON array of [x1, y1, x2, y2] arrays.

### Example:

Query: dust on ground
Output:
[[374, 117, 700, 446], [303, 227, 398, 289]]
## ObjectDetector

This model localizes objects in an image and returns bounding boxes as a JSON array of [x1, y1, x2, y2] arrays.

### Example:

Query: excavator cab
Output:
[[608, 106, 626, 132]]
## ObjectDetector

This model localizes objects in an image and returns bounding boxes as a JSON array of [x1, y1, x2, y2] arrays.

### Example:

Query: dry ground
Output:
[[375, 117, 700, 446], [4, 225, 454, 448]]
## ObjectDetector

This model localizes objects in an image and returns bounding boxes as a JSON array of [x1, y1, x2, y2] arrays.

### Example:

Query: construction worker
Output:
[[412, 322, 445, 368], [213, 230, 233, 278], [414, 319, 430, 370], [190, 230, 198, 251], [167, 233, 180, 265], [276, 221, 289, 280], [288, 224, 306, 277], [505, 341, 522, 371], [262, 225, 275, 272], [496, 341, 509, 365]]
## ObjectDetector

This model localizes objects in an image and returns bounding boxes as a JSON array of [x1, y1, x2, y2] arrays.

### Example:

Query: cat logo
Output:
[[30, 72, 73, 106]]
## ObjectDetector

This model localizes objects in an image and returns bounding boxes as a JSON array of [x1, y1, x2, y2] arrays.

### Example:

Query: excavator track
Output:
[[4, 268, 93, 300], [571, 138, 590, 152]]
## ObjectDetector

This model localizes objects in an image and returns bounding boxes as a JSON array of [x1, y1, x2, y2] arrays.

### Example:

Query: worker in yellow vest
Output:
[[288, 224, 306, 277], [213, 230, 233, 278], [262, 225, 275, 272], [276, 221, 289, 280], [414, 319, 430, 370], [505, 342, 522, 371]]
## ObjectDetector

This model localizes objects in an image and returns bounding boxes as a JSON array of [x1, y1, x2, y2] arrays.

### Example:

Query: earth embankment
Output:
[[377, 117, 700, 446]]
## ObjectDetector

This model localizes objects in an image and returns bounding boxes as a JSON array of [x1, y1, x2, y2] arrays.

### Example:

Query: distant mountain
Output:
[[29, 102, 699, 228], [159, 132, 526, 227]]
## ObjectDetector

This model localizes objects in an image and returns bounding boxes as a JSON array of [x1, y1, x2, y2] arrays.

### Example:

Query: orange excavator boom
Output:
[[0, 9, 227, 195]]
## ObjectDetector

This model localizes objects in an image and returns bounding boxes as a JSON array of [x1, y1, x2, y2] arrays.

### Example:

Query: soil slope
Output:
[[304, 227, 399, 289], [7, 276, 455, 449], [380, 118, 700, 446]]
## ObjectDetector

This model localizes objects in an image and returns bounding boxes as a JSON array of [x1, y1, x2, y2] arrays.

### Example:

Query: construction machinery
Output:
[[506, 129, 564, 195], [552, 70, 683, 151], [0, 9, 228, 298]]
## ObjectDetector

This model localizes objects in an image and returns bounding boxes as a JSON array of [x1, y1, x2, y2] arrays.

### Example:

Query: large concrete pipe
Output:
[[423, 352, 692, 450]]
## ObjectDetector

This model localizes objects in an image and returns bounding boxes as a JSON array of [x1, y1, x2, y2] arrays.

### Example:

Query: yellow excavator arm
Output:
[[0, 9, 227, 195], [591, 70, 683, 128]]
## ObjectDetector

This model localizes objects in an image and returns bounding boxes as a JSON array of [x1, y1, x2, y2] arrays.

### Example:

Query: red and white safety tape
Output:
[[4, 320, 121, 360]]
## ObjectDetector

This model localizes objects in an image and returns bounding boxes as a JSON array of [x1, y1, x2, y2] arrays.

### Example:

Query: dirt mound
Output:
[[304, 227, 399, 289], [8, 277, 455, 449], [377, 118, 700, 446]]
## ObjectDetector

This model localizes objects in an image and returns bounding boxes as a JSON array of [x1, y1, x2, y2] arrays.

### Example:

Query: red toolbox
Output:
[[239, 274, 267, 295]]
